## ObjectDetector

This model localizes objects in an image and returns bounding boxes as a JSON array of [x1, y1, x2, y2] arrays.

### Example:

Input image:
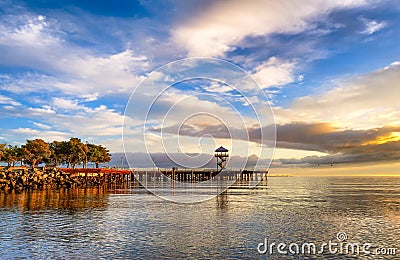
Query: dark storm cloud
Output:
[[276, 122, 395, 152], [281, 138, 400, 165], [152, 121, 400, 165], [268, 122, 400, 164], [159, 123, 231, 139]]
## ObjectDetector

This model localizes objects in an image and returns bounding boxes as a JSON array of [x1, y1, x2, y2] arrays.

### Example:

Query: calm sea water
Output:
[[0, 176, 399, 259]]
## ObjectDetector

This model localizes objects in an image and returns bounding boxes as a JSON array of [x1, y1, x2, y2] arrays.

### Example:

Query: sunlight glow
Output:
[[363, 131, 400, 145]]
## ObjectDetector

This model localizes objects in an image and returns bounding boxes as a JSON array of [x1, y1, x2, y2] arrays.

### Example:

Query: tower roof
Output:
[[215, 146, 228, 152]]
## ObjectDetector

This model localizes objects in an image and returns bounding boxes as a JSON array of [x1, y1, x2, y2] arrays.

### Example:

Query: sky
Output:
[[0, 0, 400, 172]]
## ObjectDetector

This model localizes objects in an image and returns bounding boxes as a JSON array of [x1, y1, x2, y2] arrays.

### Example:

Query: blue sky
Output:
[[1, 0, 400, 169]]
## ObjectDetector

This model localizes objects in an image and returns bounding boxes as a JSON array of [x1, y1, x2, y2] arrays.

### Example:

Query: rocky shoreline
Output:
[[0, 167, 115, 191]]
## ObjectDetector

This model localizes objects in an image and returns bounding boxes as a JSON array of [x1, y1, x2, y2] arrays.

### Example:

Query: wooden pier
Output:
[[58, 168, 135, 186], [58, 167, 268, 187], [0, 166, 267, 192]]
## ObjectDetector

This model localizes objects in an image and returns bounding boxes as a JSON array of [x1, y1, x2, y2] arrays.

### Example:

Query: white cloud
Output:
[[27, 106, 56, 116], [358, 16, 387, 35], [31, 122, 52, 130], [274, 61, 400, 129], [0, 14, 60, 48], [0, 14, 149, 98], [52, 97, 80, 110], [0, 11, 162, 152], [11, 128, 70, 142], [385, 61, 400, 69], [41, 103, 126, 137], [0, 94, 21, 106], [1, 97, 138, 148], [173, 0, 370, 57], [252, 57, 297, 89], [0, 101, 135, 151], [0, 51, 148, 97], [0, 74, 56, 94], [51, 50, 148, 96], [202, 82, 233, 93]]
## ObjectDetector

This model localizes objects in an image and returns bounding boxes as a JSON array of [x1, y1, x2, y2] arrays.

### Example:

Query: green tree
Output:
[[48, 141, 69, 166], [15, 146, 24, 166], [1, 138, 111, 169], [65, 138, 88, 168], [3, 145, 24, 167], [0, 143, 6, 164], [23, 139, 51, 167], [86, 143, 111, 168]]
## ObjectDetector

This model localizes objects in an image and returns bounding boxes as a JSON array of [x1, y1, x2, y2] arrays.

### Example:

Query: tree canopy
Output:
[[0, 138, 112, 168], [86, 143, 111, 168], [23, 139, 52, 167], [2, 145, 24, 167], [0, 144, 6, 164]]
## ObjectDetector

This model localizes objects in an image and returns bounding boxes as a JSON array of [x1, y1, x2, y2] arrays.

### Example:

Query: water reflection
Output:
[[0, 187, 109, 212], [0, 177, 399, 259]]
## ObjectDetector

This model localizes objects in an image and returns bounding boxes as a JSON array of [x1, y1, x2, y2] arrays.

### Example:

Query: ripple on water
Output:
[[0, 177, 399, 259]]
